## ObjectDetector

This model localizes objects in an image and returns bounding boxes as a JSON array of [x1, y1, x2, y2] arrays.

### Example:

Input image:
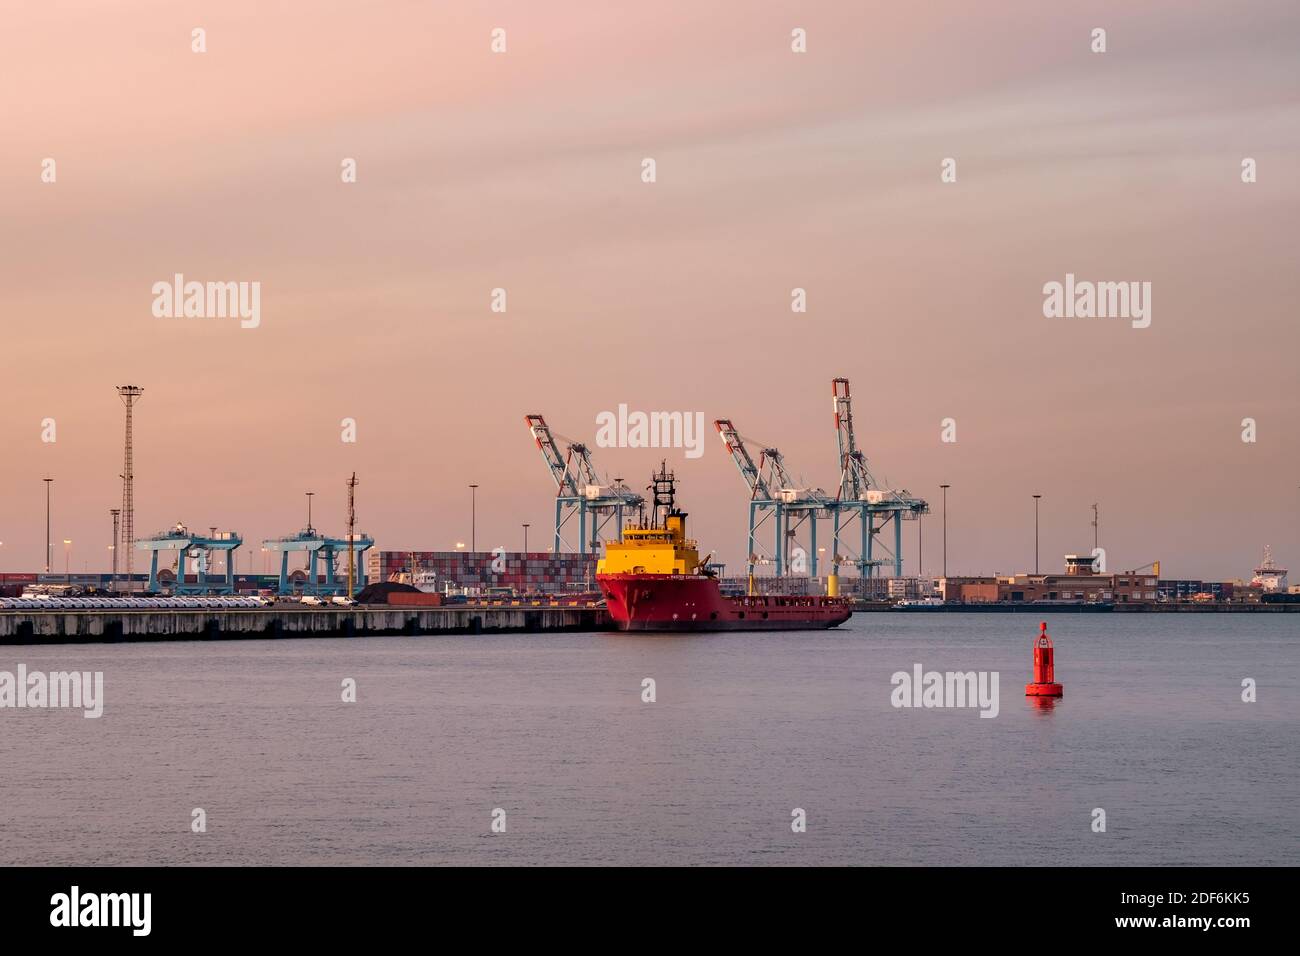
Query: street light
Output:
[[469, 484, 479, 552], [110, 508, 121, 587], [63, 539, 72, 583], [43, 477, 53, 573], [939, 484, 950, 578], [1033, 494, 1042, 574], [917, 511, 923, 579], [522, 523, 530, 553], [306, 491, 315, 534]]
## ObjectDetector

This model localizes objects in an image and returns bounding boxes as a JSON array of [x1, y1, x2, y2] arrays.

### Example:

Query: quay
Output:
[[0, 604, 611, 645]]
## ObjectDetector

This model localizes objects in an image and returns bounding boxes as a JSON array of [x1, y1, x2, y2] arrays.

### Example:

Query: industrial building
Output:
[[938, 555, 1236, 605], [996, 555, 1160, 603], [938, 576, 1001, 603]]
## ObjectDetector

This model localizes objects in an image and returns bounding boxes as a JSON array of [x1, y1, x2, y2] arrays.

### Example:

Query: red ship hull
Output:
[[597, 573, 852, 632]]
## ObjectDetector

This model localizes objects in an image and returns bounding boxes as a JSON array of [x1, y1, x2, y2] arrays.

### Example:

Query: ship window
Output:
[[737, 612, 745, 619], [710, 612, 718, 620], [761, 612, 769, 619]]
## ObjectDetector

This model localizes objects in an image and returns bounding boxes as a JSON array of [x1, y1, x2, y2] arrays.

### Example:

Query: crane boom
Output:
[[715, 419, 772, 500], [833, 377, 874, 501], [525, 414, 581, 498]]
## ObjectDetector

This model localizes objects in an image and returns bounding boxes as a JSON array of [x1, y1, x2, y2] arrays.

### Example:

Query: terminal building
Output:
[[940, 554, 1160, 604]]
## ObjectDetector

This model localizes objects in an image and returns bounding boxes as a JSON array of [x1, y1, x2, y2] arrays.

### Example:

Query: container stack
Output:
[[366, 551, 598, 593]]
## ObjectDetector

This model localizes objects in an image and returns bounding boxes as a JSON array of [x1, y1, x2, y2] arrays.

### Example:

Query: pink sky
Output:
[[1, 1, 1297, 580]]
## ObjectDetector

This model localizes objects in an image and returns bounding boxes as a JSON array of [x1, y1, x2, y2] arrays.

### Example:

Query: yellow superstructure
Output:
[[597, 513, 702, 576]]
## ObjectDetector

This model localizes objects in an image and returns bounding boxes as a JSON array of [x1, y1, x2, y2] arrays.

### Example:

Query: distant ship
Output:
[[389, 566, 439, 593], [595, 463, 852, 632], [892, 597, 945, 609], [1251, 546, 1289, 592]]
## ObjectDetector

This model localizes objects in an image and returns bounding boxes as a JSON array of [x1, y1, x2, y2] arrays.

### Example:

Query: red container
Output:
[[387, 592, 443, 607]]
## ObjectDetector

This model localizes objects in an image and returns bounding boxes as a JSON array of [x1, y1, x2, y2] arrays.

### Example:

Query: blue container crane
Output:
[[136, 523, 242, 594], [262, 529, 374, 597]]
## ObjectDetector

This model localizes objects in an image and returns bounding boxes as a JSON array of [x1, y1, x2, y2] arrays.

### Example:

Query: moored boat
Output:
[[596, 463, 852, 632]]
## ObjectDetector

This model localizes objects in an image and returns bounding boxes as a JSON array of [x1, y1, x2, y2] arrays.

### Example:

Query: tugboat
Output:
[[595, 463, 852, 632]]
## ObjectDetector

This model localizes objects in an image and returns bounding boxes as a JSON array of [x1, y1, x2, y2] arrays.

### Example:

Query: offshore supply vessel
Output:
[[595, 464, 852, 632]]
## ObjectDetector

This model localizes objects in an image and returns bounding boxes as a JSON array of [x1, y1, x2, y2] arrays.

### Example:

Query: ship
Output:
[[595, 463, 852, 632], [891, 597, 946, 609], [1250, 545, 1289, 593]]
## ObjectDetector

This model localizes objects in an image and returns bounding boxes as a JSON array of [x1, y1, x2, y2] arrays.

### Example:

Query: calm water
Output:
[[0, 613, 1295, 866]]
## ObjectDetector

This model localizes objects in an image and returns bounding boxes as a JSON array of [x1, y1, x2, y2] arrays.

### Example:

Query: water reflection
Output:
[[1027, 695, 1060, 713]]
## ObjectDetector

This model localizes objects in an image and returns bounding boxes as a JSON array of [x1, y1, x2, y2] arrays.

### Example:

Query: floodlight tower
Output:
[[117, 386, 144, 592]]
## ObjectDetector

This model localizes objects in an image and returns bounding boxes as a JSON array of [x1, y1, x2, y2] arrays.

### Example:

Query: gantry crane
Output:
[[137, 523, 241, 594], [263, 525, 374, 596], [714, 419, 834, 577], [525, 414, 645, 554], [715, 380, 929, 582], [830, 377, 928, 578]]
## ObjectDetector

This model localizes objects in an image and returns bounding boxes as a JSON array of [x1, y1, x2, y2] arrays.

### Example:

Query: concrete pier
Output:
[[0, 605, 611, 645]]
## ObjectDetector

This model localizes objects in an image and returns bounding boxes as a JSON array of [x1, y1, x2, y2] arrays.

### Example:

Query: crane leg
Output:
[[894, 513, 902, 577]]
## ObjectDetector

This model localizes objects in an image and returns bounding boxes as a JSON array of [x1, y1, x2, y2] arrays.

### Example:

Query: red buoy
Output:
[[1024, 621, 1063, 697]]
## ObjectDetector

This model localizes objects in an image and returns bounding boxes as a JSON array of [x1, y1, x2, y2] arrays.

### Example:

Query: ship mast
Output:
[[648, 461, 676, 529]]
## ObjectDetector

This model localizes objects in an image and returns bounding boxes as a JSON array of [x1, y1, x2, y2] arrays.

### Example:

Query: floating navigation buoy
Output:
[[1025, 621, 1064, 697]]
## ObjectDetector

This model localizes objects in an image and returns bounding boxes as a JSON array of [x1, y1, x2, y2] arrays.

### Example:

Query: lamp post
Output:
[[43, 477, 53, 574], [939, 484, 950, 578], [64, 539, 72, 583], [917, 512, 922, 579], [110, 509, 121, 588], [522, 523, 530, 554], [469, 484, 479, 552], [1033, 494, 1042, 574], [306, 491, 315, 535]]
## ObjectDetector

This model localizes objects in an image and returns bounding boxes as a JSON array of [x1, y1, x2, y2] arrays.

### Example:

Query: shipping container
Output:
[[386, 592, 444, 607]]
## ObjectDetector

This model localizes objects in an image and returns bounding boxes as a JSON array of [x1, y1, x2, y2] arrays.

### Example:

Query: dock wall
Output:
[[0, 605, 610, 645]]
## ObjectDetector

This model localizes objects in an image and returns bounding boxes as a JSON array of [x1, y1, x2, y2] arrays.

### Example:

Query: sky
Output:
[[1, 0, 1297, 581]]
